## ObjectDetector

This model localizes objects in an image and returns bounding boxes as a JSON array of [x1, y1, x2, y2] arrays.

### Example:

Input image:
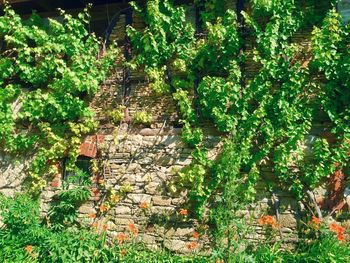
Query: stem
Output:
[[306, 190, 322, 219]]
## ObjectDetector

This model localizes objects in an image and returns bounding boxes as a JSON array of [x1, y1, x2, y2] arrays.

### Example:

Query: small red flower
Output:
[[139, 202, 149, 209], [116, 233, 126, 244], [25, 245, 33, 253], [88, 213, 97, 219], [311, 215, 321, 225], [91, 187, 100, 196], [258, 215, 278, 228], [186, 241, 198, 250], [192, 231, 200, 239], [99, 204, 108, 212], [329, 223, 345, 241], [120, 249, 127, 256], [127, 223, 138, 236], [51, 181, 59, 188], [102, 224, 108, 231], [179, 209, 188, 216]]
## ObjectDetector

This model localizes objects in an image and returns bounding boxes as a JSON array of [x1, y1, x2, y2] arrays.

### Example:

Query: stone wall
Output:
[[37, 64, 302, 253], [0, 0, 339, 254]]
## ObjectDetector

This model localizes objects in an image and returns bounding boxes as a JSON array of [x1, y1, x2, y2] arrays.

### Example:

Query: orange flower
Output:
[[51, 181, 59, 188], [25, 245, 33, 253], [311, 215, 321, 225], [258, 215, 278, 228], [329, 223, 345, 241], [139, 202, 149, 209], [192, 231, 200, 239], [120, 249, 127, 256], [179, 209, 188, 216], [329, 223, 344, 233], [186, 241, 198, 250], [309, 215, 322, 229], [91, 187, 100, 196], [116, 233, 126, 244], [338, 234, 345, 241], [102, 224, 108, 231], [127, 223, 138, 236], [216, 260, 224, 263], [99, 204, 108, 212], [92, 222, 98, 229], [88, 213, 97, 219]]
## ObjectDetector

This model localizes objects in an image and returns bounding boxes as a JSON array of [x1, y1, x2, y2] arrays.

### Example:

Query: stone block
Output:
[[174, 227, 194, 237], [152, 196, 172, 206], [145, 182, 159, 194], [114, 206, 132, 215], [127, 193, 152, 204], [78, 205, 96, 215]]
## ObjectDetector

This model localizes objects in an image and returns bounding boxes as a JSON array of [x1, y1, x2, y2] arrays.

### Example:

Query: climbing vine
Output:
[[0, 5, 118, 193], [2, 0, 350, 259], [127, 0, 195, 93], [127, 1, 350, 256]]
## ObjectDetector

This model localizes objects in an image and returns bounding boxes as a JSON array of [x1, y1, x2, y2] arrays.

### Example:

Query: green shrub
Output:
[[133, 111, 153, 125], [0, 194, 208, 262]]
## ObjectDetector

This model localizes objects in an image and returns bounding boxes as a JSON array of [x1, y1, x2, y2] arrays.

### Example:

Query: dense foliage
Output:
[[127, 0, 350, 259], [1, 194, 350, 262], [0, 194, 210, 263], [0, 5, 118, 193], [1, 0, 350, 261]]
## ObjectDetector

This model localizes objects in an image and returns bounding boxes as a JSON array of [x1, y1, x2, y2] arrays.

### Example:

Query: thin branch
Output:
[[306, 189, 322, 219]]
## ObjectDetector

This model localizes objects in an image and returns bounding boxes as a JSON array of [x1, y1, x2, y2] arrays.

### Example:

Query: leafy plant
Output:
[[127, 0, 195, 94], [109, 106, 126, 124], [132, 111, 153, 125], [0, 194, 210, 262], [0, 6, 118, 194], [127, 0, 350, 259]]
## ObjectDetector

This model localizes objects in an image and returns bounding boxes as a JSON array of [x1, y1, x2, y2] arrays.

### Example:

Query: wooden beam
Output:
[[22, 2, 128, 19], [1, 0, 32, 4]]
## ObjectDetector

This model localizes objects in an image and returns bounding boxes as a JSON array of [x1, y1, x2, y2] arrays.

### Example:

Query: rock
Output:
[[0, 188, 16, 197], [0, 177, 6, 188], [126, 163, 142, 172], [164, 239, 187, 253], [171, 198, 185, 205], [279, 213, 297, 228], [140, 234, 156, 244], [110, 153, 131, 159], [114, 218, 134, 225], [160, 136, 180, 147], [174, 227, 194, 237], [152, 196, 172, 206], [114, 206, 132, 215], [41, 190, 56, 200], [145, 182, 159, 194], [127, 193, 152, 204], [156, 155, 175, 166], [140, 128, 161, 136], [78, 205, 96, 215], [151, 206, 175, 214]]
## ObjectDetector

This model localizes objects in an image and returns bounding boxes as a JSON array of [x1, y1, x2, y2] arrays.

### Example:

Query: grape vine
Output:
[[0, 5, 118, 193], [128, 0, 350, 256]]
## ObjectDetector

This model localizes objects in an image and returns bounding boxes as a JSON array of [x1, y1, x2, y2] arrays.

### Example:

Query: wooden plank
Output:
[[22, 3, 128, 19], [1, 0, 32, 4]]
